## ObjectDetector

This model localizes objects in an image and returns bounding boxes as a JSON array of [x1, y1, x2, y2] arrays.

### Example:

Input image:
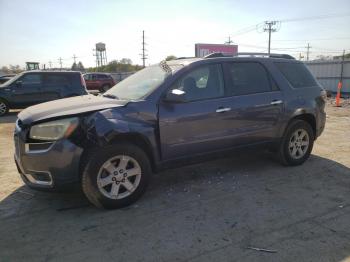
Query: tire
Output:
[[278, 120, 314, 166], [100, 84, 110, 93], [81, 143, 152, 209], [0, 98, 9, 116]]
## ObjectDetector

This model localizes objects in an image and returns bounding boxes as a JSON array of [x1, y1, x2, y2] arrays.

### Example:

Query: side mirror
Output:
[[164, 89, 187, 103], [15, 80, 22, 87]]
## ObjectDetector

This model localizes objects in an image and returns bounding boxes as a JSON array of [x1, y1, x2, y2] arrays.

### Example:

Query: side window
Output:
[[21, 74, 42, 85], [45, 74, 70, 86], [173, 64, 224, 101], [83, 74, 90, 81], [98, 74, 108, 79], [275, 62, 317, 88], [227, 63, 272, 95]]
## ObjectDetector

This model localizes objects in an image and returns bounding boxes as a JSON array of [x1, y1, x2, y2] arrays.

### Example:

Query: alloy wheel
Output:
[[288, 129, 309, 159], [0, 102, 7, 116], [97, 155, 142, 200]]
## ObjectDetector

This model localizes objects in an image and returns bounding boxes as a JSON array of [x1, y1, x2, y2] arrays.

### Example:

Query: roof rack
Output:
[[203, 52, 295, 60], [234, 52, 295, 59]]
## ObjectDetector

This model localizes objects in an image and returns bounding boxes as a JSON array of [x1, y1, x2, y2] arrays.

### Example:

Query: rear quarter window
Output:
[[44, 74, 71, 86], [275, 62, 317, 88]]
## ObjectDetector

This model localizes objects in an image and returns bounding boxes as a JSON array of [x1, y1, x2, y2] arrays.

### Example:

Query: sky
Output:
[[0, 0, 350, 68]]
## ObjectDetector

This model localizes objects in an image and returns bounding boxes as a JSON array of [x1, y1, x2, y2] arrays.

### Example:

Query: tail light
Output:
[[80, 74, 87, 89]]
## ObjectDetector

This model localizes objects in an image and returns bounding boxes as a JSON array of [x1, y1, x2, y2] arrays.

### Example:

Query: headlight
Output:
[[29, 117, 79, 141]]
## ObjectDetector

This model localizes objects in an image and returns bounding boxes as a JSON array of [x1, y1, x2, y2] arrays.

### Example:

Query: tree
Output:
[[71, 62, 77, 71], [165, 55, 177, 61], [120, 58, 132, 64], [77, 61, 85, 72]]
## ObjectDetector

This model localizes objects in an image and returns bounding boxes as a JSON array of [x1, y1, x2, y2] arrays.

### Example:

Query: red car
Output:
[[83, 73, 116, 92]]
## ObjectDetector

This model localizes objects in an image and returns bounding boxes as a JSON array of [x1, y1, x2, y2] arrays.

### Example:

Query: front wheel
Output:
[[0, 99, 9, 116], [278, 120, 314, 166], [81, 144, 152, 209]]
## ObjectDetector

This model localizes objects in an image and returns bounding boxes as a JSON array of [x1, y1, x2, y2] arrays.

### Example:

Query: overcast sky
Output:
[[0, 0, 349, 68]]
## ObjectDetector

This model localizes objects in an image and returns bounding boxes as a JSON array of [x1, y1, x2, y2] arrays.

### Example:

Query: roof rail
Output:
[[234, 52, 295, 59], [203, 52, 232, 58], [203, 52, 295, 60]]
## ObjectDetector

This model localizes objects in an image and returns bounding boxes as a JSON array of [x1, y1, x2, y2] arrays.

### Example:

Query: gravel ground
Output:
[[0, 101, 349, 262]]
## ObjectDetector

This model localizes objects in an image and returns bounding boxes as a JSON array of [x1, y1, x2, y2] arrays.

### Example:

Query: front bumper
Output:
[[14, 124, 83, 189]]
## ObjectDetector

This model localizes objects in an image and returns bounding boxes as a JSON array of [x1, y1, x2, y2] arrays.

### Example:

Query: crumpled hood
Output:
[[18, 95, 127, 125]]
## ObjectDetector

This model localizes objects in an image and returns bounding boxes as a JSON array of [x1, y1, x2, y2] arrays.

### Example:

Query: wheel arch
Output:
[[286, 113, 316, 139], [79, 132, 157, 177]]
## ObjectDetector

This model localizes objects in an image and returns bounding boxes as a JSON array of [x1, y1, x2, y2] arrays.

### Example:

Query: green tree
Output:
[[77, 61, 85, 72], [71, 62, 77, 70], [165, 55, 177, 61]]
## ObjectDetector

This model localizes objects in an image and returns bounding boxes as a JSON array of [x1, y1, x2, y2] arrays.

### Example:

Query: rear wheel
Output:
[[278, 120, 314, 166], [81, 144, 151, 209], [0, 99, 9, 116]]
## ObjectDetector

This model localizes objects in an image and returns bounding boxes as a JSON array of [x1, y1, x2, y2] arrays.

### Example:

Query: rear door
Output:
[[222, 61, 284, 145], [84, 74, 98, 90], [42, 73, 71, 101], [159, 63, 235, 160], [11, 73, 43, 106]]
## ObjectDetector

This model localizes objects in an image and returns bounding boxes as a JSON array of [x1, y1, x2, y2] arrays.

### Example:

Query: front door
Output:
[[159, 63, 234, 160], [11, 73, 43, 107]]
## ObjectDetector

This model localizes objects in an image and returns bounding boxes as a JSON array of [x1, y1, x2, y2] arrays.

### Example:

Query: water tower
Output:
[[94, 42, 107, 68]]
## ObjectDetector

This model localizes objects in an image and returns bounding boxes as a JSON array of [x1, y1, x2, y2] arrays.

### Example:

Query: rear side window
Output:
[[45, 74, 71, 86], [98, 74, 108, 79], [275, 62, 317, 88], [227, 62, 272, 95]]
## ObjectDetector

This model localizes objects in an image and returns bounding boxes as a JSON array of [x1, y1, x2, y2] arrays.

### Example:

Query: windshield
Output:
[[0, 72, 23, 87], [104, 64, 182, 100]]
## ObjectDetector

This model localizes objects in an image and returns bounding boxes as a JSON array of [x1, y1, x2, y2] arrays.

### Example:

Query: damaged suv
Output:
[[14, 53, 326, 209]]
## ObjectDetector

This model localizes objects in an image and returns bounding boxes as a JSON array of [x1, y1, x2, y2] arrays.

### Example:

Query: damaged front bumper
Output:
[[14, 124, 83, 189]]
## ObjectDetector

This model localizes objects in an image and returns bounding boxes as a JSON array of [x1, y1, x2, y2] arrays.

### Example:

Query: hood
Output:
[[18, 95, 127, 125]]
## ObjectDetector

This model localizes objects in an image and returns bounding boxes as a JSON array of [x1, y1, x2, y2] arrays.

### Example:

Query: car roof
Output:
[[83, 72, 110, 75], [22, 70, 82, 74]]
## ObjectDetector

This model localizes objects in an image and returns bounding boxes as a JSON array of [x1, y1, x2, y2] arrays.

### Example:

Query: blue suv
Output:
[[14, 53, 326, 209]]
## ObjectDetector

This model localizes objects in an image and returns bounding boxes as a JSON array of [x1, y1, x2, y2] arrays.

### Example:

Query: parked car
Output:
[[83, 73, 116, 92], [0, 74, 16, 84], [14, 53, 326, 209], [0, 71, 88, 116]]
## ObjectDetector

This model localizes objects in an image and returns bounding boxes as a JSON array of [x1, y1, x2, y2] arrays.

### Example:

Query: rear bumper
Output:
[[14, 132, 83, 190], [316, 111, 326, 138]]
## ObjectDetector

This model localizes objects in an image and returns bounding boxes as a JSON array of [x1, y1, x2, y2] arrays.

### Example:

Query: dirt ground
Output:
[[0, 101, 349, 262]]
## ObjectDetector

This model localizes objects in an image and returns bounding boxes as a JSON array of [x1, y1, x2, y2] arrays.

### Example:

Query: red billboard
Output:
[[195, 43, 238, 57]]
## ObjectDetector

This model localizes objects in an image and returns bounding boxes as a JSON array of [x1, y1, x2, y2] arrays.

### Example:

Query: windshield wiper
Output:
[[102, 93, 119, 99]]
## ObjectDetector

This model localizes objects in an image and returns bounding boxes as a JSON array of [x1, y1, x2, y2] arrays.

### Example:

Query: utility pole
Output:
[[306, 43, 311, 61], [58, 57, 63, 70], [263, 21, 279, 54], [72, 54, 77, 64], [141, 30, 147, 68], [48, 61, 52, 69], [225, 36, 233, 45]]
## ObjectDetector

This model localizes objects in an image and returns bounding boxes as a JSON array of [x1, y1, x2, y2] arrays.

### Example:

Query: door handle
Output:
[[270, 100, 283, 105], [216, 107, 231, 113]]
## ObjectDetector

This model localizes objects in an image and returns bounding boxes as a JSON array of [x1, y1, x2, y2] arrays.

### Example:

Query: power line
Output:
[[306, 43, 312, 61], [280, 12, 350, 23], [263, 21, 280, 54], [140, 30, 148, 67], [58, 57, 63, 70], [225, 36, 233, 45]]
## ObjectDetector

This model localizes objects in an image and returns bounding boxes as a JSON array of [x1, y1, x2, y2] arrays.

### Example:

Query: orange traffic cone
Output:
[[335, 81, 342, 107]]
